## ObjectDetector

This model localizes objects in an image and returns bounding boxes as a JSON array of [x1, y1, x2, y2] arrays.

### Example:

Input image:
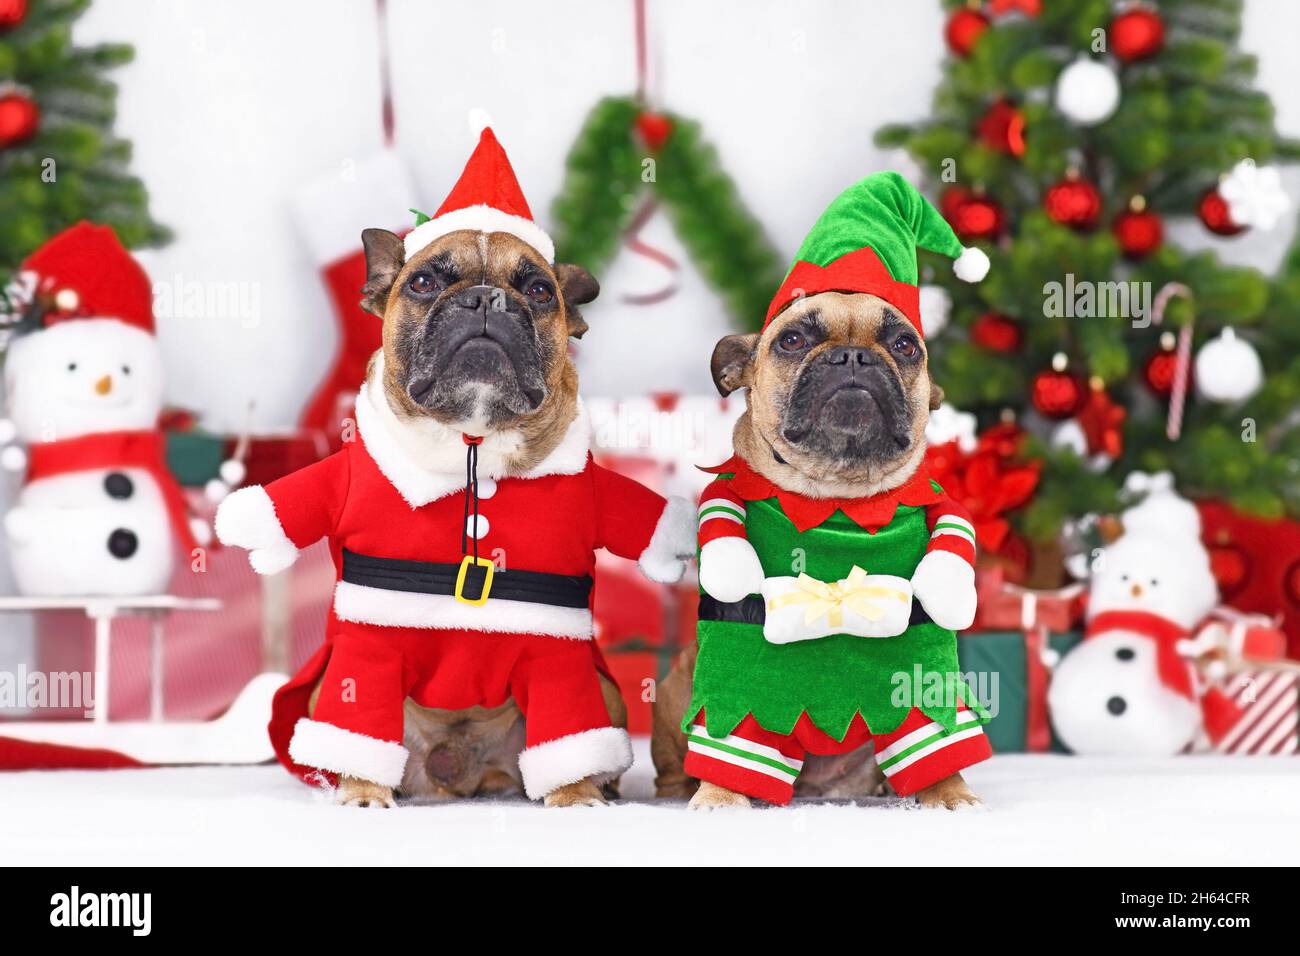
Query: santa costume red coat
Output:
[[216, 368, 692, 798]]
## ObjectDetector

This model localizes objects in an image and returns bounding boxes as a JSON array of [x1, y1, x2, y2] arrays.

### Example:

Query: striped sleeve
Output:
[[698, 478, 748, 546], [925, 496, 977, 566]]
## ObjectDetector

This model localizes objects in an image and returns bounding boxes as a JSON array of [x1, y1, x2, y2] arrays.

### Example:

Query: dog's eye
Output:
[[778, 330, 806, 352], [525, 280, 554, 304], [892, 335, 919, 359], [407, 273, 437, 295]]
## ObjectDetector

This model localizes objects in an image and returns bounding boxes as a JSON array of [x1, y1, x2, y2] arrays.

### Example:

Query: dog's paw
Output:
[[914, 773, 981, 810], [335, 776, 396, 809], [543, 778, 607, 807], [687, 781, 752, 811], [699, 537, 765, 603], [911, 551, 977, 631]]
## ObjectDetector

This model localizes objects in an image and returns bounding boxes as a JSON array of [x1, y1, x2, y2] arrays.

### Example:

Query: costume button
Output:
[[466, 514, 489, 539], [476, 478, 497, 499]]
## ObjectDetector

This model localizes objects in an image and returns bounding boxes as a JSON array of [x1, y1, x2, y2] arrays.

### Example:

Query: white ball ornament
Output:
[[0, 445, 27, 472], [218, 458, 247, 487], [918, 284, 951, 337], [1055, 57, 1120, 126], [1194, 327, 1262, 403]]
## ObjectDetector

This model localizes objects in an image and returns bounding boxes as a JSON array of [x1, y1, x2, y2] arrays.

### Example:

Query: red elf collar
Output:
[[700, 453, 944, 533]]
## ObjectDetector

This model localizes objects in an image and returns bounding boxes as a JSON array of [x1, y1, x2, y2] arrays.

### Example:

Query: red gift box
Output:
[[970, 566, 1086, 752]]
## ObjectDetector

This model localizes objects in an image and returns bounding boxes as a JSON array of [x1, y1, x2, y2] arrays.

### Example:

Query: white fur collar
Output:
[[354, 356, 591, 508]]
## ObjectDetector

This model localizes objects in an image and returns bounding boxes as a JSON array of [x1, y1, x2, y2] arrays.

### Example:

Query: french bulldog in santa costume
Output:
[[654, 173, 995, 810], [216, 127, 694, 807]]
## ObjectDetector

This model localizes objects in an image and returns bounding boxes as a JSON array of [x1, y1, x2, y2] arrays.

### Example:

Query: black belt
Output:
[[698, 594, 934, 628], [341, 549, 593, 609]]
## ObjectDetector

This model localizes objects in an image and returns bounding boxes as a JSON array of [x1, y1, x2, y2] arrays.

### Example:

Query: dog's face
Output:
[[359, 228, 598, 432], [712, 292, 942, 494]]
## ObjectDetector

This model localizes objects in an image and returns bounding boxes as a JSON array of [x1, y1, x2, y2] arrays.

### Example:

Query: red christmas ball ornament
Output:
[[976, 99, 1026, 157], [989, 0, 1041, 16], [945, 5, 989, 57], [1031, 353, 1085, 419], [1142, 331, 1183, 397], [1208, 543, 1250, 599], [1044, 171, 1102, 230], [0, 0, 26, 31], [635, 111, 673, 151], [1109, 6, 1165, 63], [1199, 187, 1245, 236], [1113, 195, 1162, 258], [0, 90, 39, 148], [971, 312, 1023, 352], [946, 189, 1005, 241]]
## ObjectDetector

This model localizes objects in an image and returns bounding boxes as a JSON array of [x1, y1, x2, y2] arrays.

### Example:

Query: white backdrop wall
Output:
[[73, 0, 1300, 431]]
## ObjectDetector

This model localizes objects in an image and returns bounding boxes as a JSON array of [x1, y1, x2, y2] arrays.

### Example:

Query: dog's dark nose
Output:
[[451, 286, 489, 311], [824, 346, 876, 367]]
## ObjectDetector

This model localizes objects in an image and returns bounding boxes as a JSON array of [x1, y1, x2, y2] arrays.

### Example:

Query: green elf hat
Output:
[[764, 171, 989, 334]]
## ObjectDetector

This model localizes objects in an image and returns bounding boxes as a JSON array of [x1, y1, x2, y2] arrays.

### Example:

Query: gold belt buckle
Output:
[[454, 555, 494, 606]]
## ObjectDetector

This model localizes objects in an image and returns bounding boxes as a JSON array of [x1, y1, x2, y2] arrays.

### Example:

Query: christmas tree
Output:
[[0, 0, 168, 305], [877, 0, 1300, 577]]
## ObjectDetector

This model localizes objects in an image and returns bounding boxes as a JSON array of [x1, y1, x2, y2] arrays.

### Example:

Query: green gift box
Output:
[[958, 630, 1082, 753]]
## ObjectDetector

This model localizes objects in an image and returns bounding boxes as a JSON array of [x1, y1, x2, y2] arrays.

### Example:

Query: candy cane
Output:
[[1151, 282, 1195, 440]]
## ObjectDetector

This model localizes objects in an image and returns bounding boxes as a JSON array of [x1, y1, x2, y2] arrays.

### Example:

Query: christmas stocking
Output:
[[291, 149, 415, 451]]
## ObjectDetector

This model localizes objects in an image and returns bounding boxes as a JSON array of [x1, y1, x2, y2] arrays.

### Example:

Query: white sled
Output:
[[0, 595, 283, 766]]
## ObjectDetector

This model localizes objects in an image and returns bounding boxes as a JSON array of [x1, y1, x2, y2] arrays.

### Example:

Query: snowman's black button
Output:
[[1115, 647, 1136, 662], [107, 529, 138, 559], [104, 472, 134, 499], [1107, 695, 1127, 716]]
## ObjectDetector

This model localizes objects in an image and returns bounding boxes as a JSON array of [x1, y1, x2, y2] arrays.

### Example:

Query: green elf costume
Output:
[[683, 172, 993, 804]]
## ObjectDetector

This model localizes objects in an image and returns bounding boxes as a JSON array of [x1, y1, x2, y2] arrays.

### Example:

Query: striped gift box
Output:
[[1214, 668, 1300, 755]]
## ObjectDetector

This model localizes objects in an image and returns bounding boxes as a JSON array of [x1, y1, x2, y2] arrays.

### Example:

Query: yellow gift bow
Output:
[[766, 565, 910, 630]]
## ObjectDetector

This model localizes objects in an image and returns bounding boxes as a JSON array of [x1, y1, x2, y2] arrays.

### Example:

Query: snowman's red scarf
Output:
[[25, 430, 198, 552], [1085, 610, 1192, 699]]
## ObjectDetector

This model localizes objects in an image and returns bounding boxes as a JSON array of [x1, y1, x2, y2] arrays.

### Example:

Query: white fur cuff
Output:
[[215, 485, 299, 574], [517, 727, 633, 800], [288, 718, 410, 788], [638, 496, 694, 584]]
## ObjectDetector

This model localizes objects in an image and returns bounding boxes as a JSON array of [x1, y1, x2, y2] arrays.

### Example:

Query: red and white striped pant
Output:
[[684, 705, 991, 804]]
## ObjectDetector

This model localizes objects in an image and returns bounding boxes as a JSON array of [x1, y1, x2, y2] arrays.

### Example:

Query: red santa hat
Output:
[[403, 126, 555, 263], [19, 222, 155, 334]]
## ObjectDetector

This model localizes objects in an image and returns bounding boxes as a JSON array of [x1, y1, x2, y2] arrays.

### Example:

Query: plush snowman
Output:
[[1048, 474, 1222, 755], [0, 223, 217, 596]]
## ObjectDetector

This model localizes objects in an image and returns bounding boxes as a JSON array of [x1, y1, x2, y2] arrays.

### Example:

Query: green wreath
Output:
[[549, 96, 783, 332]]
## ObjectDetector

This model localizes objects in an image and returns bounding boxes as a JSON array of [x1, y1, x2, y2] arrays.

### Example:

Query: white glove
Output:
[[699, 537, 765, 603], [214, 485, 299, 575], [911, 550, 977, 631]]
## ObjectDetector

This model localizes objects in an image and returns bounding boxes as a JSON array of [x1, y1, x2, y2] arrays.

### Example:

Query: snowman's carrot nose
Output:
[[1130, 582, 1144, 598], [94, 374, 112, 396]]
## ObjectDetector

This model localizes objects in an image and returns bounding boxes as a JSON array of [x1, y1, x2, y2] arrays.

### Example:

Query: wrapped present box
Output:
[[960, 567, 1086, 753], [1211, 667, 1300, 755]]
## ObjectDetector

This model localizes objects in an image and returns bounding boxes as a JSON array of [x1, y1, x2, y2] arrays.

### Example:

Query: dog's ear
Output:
[[360, 228, 405, 317], [711, 333, 760, 397], [555, 262, 599, 339], [928, 377, 945, 410]]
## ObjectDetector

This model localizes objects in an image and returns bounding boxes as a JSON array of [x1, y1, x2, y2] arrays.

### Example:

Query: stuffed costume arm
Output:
[[215, 450, 351, 574], [911, 495, 978, 630], [591, 462, 693, 584], [696, 477, 765, 603]]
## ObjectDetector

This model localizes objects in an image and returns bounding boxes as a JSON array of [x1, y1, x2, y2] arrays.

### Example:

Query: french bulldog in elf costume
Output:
[[216, 128, 694, 808], [674, 173, 994, 810]]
